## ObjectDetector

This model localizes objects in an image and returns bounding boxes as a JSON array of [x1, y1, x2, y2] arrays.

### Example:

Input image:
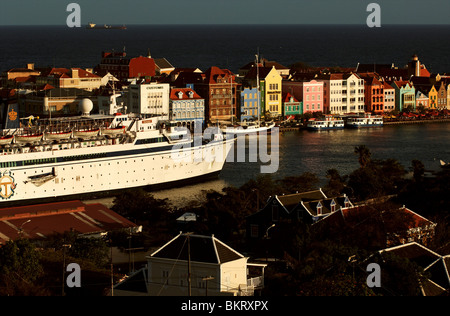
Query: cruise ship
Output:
[[0, 99, 234, 206]]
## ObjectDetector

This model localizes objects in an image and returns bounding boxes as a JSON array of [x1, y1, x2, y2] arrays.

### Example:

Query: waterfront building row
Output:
[[2, 53, 450, 128]]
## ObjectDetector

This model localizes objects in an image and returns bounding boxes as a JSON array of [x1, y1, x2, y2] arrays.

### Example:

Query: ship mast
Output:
[[256, 53, 260, 126]]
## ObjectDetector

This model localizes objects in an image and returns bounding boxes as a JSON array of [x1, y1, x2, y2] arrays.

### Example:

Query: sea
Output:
[[1, 24, 450, 206]]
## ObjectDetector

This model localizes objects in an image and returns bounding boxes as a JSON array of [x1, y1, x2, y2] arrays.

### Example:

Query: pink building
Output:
[[282, 79, 323, 113]]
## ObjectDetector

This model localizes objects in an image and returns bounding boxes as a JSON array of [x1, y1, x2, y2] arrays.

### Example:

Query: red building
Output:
[[96, 51, 156, 82], [358, 72, 385, 114], [195, 66, 238, 123]]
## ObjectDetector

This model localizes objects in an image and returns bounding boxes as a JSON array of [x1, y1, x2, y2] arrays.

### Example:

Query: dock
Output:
[[384, 118, 450, 125]]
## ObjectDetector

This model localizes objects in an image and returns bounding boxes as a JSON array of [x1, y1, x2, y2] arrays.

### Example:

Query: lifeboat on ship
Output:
[[73, 129, 100, 140], [0, 135, 14, 145], [101, 126, 126, 136], [15, 133, 44, 143], [45, 131, 73, 141]]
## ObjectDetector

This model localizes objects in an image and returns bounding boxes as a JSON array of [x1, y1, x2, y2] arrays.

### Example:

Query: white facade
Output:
[[318, 73, 365, 115], [127, 83, 170, 115], [384, 86, 396, 112], [113, 233, 266, 296], [343, 74, 365, 114], [170, 88, 205, 129]]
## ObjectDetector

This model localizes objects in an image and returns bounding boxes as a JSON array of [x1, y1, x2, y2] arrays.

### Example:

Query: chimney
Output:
[[27, 63, 35, 70], [72, 68, 79, 78]]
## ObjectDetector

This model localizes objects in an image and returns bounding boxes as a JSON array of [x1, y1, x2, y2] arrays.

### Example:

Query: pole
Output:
[[187, 234, 191, 296], [110, 239, 114, 296], [202, 276, 214, 296]]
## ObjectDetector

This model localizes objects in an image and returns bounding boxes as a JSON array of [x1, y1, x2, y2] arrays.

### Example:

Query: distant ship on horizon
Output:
[[86, 23, 127, 30]]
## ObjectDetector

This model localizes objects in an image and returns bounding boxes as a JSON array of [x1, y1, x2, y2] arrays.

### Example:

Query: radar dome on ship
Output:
[[79, 98, 94, 116]]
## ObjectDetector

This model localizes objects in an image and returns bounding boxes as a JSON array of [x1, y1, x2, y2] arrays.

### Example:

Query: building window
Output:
[[250, 224, 259, 238], [272, 205, 279, 222]]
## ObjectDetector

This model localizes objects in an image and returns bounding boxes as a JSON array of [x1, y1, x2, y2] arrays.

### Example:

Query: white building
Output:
[[126, 82, 170, 115], [169, 87, 205, 130], [317, 73, 365, 115], [113, 233, 266, 296]]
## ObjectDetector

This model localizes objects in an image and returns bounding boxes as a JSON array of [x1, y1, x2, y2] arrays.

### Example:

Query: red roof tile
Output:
[[0, 200, 137, 244]]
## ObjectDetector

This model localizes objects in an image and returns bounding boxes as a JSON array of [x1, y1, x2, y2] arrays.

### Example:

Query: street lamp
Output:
[[18, 219, 31, 238], [264, 224, 276, 239]]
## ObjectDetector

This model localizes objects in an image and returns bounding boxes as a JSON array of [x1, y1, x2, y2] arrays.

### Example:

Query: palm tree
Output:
[[354, 145, 372, 168]]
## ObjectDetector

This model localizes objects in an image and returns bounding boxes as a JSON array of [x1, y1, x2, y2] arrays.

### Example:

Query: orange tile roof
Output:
[[0, 200, 137, 244]]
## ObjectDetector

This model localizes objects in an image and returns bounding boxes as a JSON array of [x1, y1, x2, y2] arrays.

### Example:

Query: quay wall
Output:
[[383, 118, 450, 125]]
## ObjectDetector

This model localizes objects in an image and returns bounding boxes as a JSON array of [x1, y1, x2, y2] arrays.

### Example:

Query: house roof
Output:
[[276, 189, 327, 212], [150, 233, 245, 264], [379, 242, 441, 268], [169, 87, 202, 100], [244, 66, 276, 80], [114, 268, 148, 293], [378, 242, 449, 296], [0, 200, 138, 244], [204, 66, 235, 84], [282, 92, 299, 103], [424, 256, 450, 291], [154, 58, 174, 70], [358, 72, 383, 85], [301, 196, 352, 217]]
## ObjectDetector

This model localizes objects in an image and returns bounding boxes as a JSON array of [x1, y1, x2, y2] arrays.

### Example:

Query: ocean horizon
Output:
[[1, 24, 450, 75]]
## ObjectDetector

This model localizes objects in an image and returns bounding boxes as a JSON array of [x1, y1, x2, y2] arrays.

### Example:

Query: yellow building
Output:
[[261, 66, 282, 118], [428, 85, 438, 109]]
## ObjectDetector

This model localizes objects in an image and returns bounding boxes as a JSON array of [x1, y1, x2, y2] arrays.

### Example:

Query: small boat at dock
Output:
[[345, 113, 383, 128], [307, 116, 344, 131]]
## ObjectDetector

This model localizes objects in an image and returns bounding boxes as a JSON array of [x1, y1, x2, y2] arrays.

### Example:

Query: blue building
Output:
[[169, 87, 205, 130], [239, 87, 259, 122]]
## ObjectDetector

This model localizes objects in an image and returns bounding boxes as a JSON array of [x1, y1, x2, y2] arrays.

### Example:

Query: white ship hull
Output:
[[0, 138, 233, 206], [0, 113, 234, 207]]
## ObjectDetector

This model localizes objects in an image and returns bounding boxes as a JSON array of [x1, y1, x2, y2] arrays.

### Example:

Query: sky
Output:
[[1, 0, 450, 26]]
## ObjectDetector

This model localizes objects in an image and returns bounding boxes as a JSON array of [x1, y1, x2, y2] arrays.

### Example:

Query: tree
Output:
[[354, 145, 372, 168], [411, 159, 425, 183], [0, 239, 43, 282], [0, 239, 47, 296], [276, 172, 319, 194], [111, 188, 170, 223], [324, 168, 347, 196]]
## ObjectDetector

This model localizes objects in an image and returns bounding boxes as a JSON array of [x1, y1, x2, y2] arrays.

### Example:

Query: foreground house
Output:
[[377, 242, 449, 296], [246, 189, 353, 239], [315, 204, 437, 248], [114, 233, 266, 296]]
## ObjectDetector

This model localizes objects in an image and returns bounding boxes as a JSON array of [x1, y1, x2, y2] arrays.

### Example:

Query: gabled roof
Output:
[[154, 58, 174, 70], [282, 92, 299, 103], [300, 196, 352, 217], [424, 256, 450, 291], [383, 81, 395, 90], [276, 189, 327, 212], [244, 66, 276, 80], [204, 66, 235, 84], [358, 72, 383, 85], [170, 87, 202, 100], [379, 242, 441, 268], [377, 242, 449, 296], [150, 233, 245, 264], [114, 268, 148, 293], [261, 58, 289, 70]]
